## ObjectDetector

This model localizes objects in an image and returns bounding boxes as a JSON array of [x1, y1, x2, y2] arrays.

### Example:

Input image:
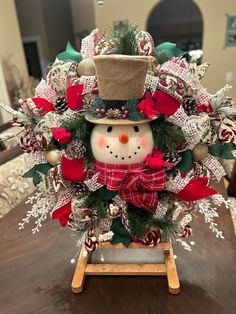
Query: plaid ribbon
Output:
[[94, 161, 166, 212]]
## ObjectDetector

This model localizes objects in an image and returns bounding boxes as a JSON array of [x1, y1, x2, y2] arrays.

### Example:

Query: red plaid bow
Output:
[[95, 161, 166, 212]]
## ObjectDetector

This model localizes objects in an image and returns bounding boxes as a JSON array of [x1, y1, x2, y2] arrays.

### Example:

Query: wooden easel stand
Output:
[[71, 242, 180, 295]]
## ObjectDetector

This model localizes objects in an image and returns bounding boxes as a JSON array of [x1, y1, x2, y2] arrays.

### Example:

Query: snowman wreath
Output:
[[2, 25, 235, 252]]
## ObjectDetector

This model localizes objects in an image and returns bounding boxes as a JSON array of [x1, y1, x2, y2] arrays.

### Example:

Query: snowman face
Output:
[[91, 123, 154, 164]]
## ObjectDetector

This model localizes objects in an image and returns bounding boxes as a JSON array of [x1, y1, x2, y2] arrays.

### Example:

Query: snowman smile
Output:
[[106, 144, 141, 160]]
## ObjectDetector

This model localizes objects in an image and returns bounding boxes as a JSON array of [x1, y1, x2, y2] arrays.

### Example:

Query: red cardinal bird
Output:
[[145, 149, 173, 170]]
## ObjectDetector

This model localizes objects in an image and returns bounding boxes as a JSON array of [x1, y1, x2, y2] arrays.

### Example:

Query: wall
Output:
[[15, 0, 50, 66], [195, 0, 236, 99], [93, 0, 236, 99], [0, 0, 27, 123], [70, 0, 95, 50], [15, 0, 74, 65], [41, 0, 74, 61], [0, 0, 27, 74]]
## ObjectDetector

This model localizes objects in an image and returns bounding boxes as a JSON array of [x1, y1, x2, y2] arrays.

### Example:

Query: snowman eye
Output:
[[134, 126, 139, 133], [107, 126, 113, 133]]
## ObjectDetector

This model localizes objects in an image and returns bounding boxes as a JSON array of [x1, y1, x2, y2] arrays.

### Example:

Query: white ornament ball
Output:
[[90, 123, 154, 165], [77, 58, 96, 76], [46, 149, 61, 166], [192, 143, 209, 163]]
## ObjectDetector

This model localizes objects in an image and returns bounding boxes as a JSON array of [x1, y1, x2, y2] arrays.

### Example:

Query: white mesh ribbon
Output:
[[77, 75, 97, 94], [182, 114, 212, 148], [166, 170, 194, 193], [182, 117, 200, 146], [24, 151, 47, 170], [81, 29, 99, 59], [195, 87, 212, 107], [53, 188, 72, 211], [145, 74, 159, 94], [113, 195, 127, 210], [84, 173, 103, 191], [202, 154, 226, 182], [35, 79, 58, 103], [62, 108, 81, 122], [159, 57, 192, 86], [167, 106, 188, 127]]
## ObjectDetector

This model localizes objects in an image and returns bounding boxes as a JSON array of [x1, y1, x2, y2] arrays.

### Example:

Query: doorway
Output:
[[147, 0, 203, 52]]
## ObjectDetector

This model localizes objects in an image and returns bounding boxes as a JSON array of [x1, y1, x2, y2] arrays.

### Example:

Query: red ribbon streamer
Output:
[[52, 201, 72, 227], [176, 177, 217, 201]]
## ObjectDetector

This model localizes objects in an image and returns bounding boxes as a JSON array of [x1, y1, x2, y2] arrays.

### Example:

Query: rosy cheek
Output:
[[139, 136, 150, 149], [97, 137, 106, 149]]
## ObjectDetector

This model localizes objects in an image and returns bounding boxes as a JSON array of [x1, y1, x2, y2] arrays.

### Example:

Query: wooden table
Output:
[[0, 183, 236, 314]]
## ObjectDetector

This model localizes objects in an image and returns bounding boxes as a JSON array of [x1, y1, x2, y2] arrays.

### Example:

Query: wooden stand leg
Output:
[[71, 242, 180, 295], [164, 247, 180, 295], [71, 246, 91, 294]]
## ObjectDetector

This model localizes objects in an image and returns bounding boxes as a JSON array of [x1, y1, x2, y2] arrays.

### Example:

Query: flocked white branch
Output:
[[195, 196, 225, 239]]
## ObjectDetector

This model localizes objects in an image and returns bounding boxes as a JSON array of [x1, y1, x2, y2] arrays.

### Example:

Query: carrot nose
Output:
[[119, 133, 129, 144]]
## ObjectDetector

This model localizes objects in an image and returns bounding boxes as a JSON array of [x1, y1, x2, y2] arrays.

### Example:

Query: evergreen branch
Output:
[[90, 96, 143, 121], [110, 23, 139, 55], [151, 118, 186, 153], [127, 205, 178, 241]]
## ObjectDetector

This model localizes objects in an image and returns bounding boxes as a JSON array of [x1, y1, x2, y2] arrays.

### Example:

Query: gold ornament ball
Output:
[[192, 143, 209, 163], [46, 149, 61, 166], [77, 58, 96, 76]]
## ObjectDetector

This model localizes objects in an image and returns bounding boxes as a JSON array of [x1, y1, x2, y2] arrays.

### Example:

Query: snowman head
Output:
[[90, 122, 154, 165]]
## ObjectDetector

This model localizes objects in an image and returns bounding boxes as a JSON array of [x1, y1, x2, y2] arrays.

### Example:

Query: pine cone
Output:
[[54, 96, 68, 114], [66, 140, 86, 158], [106, 108, 122, 119], [72, 182, 88, 197], [164, 152, 181, 165], [182, 96, 198, 116]]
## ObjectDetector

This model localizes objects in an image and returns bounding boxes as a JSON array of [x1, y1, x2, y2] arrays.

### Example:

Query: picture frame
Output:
[[225, 15, 236, 46]]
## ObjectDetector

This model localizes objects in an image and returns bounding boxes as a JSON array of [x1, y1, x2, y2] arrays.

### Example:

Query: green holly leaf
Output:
[[23, 168, 41, 186], [209, 141, 236, 159], [99, 186, 117, 201], [155, 42, 185, 64], [96, 198, 107, 219], [23, 163, 53, 186], [111, 218, 132, 248], [174, 150, 193, 172]]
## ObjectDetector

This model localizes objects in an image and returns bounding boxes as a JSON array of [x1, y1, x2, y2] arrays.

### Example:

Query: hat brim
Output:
[[85, 115, 153, 125]]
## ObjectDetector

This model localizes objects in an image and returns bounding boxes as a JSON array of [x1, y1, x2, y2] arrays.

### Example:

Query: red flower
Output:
[[51, 127, 72, 145], [66, 84, 84, 110], [218, 118, 236, 144], [32, 97, 55, 115], [137, 91, 159, 119], [197, 103, 214, 113], [52, 202, 72, 227], [145, 149, 172, 170]]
